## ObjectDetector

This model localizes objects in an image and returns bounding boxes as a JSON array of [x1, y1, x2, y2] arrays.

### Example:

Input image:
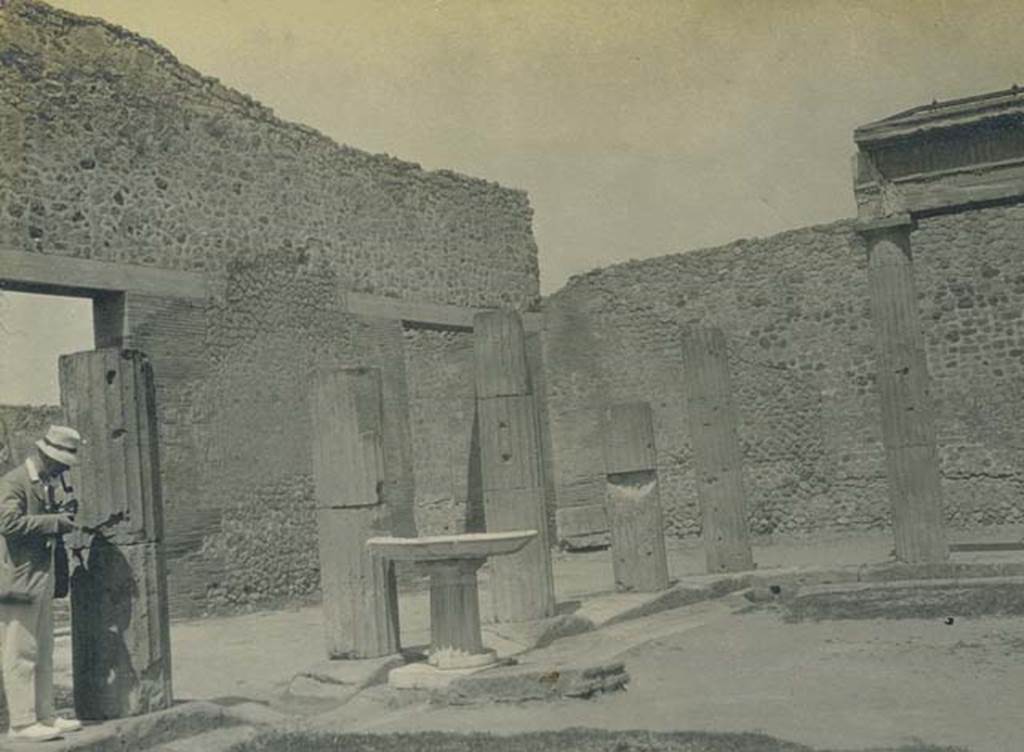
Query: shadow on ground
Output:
[[235, 728, 966, 752]]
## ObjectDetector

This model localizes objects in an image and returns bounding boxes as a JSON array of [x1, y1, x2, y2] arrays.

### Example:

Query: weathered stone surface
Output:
[[316, 506, 400, 660], [602, 402, 670, 591], [69, 540, 173, 720], [439, 661, 629, 704], [859, 220, 948, 564], [681, 328, 754, 573], [59, 348, 164, 546], [474, 310, 556, 623], [312, 368, 400, 659], [58, 347, 173, 721], [387, 661, 504, 691], [554, 504, 608, 548]]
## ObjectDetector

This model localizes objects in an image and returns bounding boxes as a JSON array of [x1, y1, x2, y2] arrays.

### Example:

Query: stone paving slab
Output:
[[388, 661, 515, 691], [439, 661, 629, 705], [0, 702, 242, 752]]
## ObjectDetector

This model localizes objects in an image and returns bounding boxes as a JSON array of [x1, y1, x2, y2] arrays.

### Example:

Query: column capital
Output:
[[854, 213, 916, 238]]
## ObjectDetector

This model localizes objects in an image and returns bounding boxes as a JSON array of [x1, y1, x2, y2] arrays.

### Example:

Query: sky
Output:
[[4, 0, 1024, 404]]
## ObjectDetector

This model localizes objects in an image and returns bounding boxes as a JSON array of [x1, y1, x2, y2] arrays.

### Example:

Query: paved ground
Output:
[[329, 602, 1023, 752], [158, 533, 892, 700], [44, 529, 1024, 751]]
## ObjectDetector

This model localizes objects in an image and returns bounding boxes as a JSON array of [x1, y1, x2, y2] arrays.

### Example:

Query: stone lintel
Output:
[[854, 213, 916, 237], [343, 290, 543, 332], [0, 249, 221, 300]]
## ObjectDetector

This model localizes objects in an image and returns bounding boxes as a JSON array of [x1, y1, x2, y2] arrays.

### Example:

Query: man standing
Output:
[[0, 425, 85, 742]]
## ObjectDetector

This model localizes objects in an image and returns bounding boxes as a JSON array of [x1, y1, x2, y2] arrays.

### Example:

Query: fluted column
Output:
[[857, 214, 947, 564]]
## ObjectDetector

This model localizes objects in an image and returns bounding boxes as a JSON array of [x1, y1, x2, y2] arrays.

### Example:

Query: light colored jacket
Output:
[[0, 460, 67, 602]]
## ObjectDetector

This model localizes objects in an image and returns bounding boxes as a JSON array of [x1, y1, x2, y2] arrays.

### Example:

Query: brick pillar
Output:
[[59, 348, 173, 719], [857, 214, 948, 564]]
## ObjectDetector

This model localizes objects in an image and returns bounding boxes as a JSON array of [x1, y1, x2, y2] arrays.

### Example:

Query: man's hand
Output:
[[55, 514, 78, 534]]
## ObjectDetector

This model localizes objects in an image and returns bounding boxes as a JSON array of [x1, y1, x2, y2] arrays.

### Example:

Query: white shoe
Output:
[[7, 722, 62, 742], [43, 716, 83, 733]]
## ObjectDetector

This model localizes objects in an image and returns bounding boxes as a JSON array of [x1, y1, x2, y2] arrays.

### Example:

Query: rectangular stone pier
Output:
[[312, 367, 400, 659], [473, 310, 556, 623], [681, 327, 754, 574], [602, 401, 670, 592], [59, 348, 173, 720]]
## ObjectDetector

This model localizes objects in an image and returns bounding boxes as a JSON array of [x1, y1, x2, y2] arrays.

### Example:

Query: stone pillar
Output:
[[424, 558, 494, 668], [312, 367, 400, 658], [353, 316, 417, 538], [681, 327, 755, 573], [58, 348, 173, 720], [602, 402, 670, 592], [857, 214, 948, 563], [473, 310, 556, 622]]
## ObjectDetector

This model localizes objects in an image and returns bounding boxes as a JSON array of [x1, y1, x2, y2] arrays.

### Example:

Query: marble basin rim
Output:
[[365, 530, 538, 562]]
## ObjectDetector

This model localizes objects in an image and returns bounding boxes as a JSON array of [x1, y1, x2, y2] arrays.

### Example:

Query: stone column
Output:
[[473, 310, 556, 622], [681, 327, 754, 573], [602, 402, 670, 591], [857, 214, 948, 563], [58, 348, 173, 719], [311, 367, 400, 658]]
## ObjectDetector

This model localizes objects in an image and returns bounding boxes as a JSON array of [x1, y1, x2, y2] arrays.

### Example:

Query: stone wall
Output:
[[0, 1, 541, 615], [544, 207, 1024, 541], [0, 404, 63, 474]]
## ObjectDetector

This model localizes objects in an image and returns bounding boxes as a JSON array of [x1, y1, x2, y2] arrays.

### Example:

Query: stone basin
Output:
[[365, 530, 539, 672], [365, 530, 537, 562]]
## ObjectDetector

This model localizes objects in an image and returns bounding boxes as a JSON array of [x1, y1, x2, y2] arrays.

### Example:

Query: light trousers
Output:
[[0, 579, 55, 729]]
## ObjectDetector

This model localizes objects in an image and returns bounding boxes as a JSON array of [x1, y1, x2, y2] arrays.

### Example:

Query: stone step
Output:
[[783, 575, 1024, 622]]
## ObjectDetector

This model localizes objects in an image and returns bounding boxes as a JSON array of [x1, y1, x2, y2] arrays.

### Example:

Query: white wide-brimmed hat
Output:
[[36, 425, 82, 467]]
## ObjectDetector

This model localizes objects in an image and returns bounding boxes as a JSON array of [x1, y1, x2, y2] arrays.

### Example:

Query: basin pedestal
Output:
[[424, 558, 495, 668]]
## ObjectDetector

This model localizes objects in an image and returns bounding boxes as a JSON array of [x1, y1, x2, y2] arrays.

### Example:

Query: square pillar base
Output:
[[388, 660, 500, 690]]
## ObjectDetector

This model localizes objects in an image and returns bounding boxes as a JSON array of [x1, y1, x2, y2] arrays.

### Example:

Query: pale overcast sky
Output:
[[4, 0, 1024, 404]]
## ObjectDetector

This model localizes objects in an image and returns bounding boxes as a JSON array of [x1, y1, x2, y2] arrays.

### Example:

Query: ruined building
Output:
[[546, 88, 1024, 547], [3, 1, 1024, 616], [1, 0, 550, 616]]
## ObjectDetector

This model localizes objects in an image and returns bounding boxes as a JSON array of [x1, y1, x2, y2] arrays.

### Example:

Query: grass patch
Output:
[[233, 728, 966, 752]]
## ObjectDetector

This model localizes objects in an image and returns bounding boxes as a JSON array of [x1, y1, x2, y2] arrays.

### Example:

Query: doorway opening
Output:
[[0, 290, 93, 471]]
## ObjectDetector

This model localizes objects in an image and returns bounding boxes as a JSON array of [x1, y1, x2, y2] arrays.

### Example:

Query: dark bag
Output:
[[53, 536, 70, 599]]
